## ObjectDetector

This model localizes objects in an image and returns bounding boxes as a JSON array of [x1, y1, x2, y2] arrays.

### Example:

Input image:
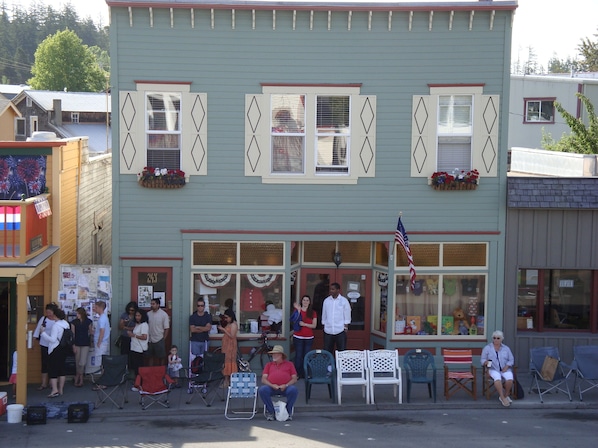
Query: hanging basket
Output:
[[139, 178, 186, 189], [431, 181, 477, 191]]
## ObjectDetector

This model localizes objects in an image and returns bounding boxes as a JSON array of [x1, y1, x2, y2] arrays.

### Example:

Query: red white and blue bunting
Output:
[[246, 274, 277, 288], [200, 273, 231, 288]]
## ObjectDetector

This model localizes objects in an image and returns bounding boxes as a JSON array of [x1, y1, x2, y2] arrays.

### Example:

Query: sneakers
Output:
[[131, 387, 139, 392], [499, 396, 510, 407], [265, 412, 275, 421], [286, 415, 293, 421]]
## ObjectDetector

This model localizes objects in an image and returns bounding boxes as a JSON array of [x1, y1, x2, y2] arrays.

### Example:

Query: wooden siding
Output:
[[58, 141, 81, 264], [505, 208, 598, 369], [111, 8, 512, 255]]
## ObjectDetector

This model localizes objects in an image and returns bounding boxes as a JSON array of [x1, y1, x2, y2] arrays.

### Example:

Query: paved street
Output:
[[2, 407, 598, 448]]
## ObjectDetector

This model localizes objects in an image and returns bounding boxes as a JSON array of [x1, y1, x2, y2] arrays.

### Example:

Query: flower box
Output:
[[430, 169, 479, 191], [138, 167, 186, 189]]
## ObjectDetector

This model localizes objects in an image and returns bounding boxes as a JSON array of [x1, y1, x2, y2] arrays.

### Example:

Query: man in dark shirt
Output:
[[189, 298, 212, 357]]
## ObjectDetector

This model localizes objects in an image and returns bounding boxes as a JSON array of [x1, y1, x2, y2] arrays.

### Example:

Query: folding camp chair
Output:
[[336, 350, 369, 405], [404, 349, 437, 403], [529, 346, 572, 403], [571, 345, 598, 401], [367, 349, 402, 404], [135, 366, 176, 410], [443, 349, 476, 400], [304, 349, 336, 404], [224, 372, 258, 420], [89, 354, 129, 409], [186, 351, 225, 406]]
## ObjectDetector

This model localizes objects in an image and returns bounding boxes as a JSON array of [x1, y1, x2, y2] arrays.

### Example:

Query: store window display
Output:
[[394, 274, 486, 337]]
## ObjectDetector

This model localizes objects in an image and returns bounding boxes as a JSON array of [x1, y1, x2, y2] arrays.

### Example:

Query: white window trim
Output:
[[119, 83, 207, 177], [245, 85, 376, 184], [71, 112, 79, 124], [411, 86, 499, 178], [15, 117, 25, 136]]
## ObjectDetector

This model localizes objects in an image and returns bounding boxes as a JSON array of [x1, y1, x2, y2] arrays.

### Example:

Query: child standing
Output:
[[167, 345, 183, 388]]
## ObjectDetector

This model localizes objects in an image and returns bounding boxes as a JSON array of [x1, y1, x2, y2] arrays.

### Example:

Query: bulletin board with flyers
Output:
[[59, 265, 112, 320]]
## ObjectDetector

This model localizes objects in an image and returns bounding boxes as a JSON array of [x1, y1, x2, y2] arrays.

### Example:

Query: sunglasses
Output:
[[197, 304, 205, 307], [493, 337, 501, 339]]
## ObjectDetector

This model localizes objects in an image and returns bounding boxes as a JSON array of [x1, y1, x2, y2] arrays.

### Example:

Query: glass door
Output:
[[301, 268, 371, 350]]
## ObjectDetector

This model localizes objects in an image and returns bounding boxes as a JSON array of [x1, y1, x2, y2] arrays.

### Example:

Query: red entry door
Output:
[[300, 268, 371, 350]]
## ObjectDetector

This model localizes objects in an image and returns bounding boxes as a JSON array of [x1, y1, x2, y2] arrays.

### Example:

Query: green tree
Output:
[[547, 55, 582, 74], [28, 29, 106, 92], [542, 93, 598, 154], [578, 29, 598, 71]]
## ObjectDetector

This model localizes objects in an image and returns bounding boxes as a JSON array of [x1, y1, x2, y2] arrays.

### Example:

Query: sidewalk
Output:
[[3, 369, 597, 422]]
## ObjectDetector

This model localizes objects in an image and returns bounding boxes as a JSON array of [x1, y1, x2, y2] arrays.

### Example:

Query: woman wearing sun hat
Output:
[[258, 345, 298, 421]]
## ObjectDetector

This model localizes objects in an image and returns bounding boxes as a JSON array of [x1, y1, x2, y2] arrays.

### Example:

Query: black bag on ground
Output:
[[514, 375, 525, 399]]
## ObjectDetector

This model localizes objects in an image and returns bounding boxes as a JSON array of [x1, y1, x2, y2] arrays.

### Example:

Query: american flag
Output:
[[395, 217, 416, 289]]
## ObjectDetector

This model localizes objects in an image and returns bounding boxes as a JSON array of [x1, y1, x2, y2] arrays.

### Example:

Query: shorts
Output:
[[147, 339, 166, 359], [190, 340, 209, 357], [489, 368, 514, 382]]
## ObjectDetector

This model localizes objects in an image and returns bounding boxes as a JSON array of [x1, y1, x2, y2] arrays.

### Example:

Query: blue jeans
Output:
[[293, 336, 314, 378], [258, 385, 298, 415]]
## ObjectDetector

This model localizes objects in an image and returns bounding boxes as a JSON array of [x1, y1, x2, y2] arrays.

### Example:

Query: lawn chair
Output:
[[186, 351, 225, 406], [482, 364, 518, 400], [367, 349, 402, 404], [224, 372, 258, 420], [529, 346, 572, 403], [404, 349, 437, 403], [571, 345, 598, 401], [443, 349, 476, 400], [335, 350, 369, 405], [304, 349, 336, 404], [135, 366, 176, 410], [89, 354, 129, 409]]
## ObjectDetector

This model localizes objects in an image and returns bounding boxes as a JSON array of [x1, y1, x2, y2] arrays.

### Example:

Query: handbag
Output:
[[540, 355, 559, 381], [114, 335, 122, 348], [290, 310, 302, 332]]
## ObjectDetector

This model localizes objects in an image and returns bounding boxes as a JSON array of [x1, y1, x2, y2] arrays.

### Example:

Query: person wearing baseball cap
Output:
[[258, 345, 298, 421]]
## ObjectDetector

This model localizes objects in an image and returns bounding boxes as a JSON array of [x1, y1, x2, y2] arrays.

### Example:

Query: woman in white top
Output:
[[32, 303, 58, 390], [40, 308, 70, 398], [128, 309, 149, 377]]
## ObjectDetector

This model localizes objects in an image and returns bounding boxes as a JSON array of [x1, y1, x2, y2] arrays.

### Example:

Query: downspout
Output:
[[76, 139, 82, 263]]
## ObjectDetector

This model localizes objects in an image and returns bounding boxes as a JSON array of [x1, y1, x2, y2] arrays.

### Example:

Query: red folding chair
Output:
[[134, 366, 176, 410]]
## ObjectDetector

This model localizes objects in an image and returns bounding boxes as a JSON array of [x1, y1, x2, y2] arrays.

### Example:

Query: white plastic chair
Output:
[[224, 372, 258, 420], [367, 349, 402, 404], [335, 350, 370, 405]]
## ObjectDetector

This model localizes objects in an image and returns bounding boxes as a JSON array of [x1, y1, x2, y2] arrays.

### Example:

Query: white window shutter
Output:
[[473, 94, 499, 177], [119, 90, 144, 174], [182, 92, 208, 176], [245, 94, 268, 176], [411, 95, 436, 177], [351, 95, 376, 177]]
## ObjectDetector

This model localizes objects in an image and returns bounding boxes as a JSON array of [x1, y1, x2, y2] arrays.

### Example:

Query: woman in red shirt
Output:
[[291, 295, 317, 378]]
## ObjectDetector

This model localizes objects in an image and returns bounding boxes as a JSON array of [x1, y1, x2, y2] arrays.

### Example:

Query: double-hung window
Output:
[[437, 95, 473, 172], [411, 85, 499, 178], [246, 85, 375, 184], [146, 92, 182, 170]]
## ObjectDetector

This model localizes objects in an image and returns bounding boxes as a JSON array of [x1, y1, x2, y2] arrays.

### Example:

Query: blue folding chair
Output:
[[571, 345, 598, 401], [224, 372, 258, 420], [529, 346, 572, 403]]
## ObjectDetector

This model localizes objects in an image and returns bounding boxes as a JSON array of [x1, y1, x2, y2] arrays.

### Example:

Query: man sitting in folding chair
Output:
[[186, 351, 225, 406], [258, 345, 298, 421], [481, 330, 515, 407], [89, 354, 129, 409], [134, 366, 176, 410]]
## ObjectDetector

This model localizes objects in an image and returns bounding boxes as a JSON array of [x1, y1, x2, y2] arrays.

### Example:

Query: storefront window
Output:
[[394, 274, 486, 337], [193, 273, 284, 335], [518, 268, 591, 331]]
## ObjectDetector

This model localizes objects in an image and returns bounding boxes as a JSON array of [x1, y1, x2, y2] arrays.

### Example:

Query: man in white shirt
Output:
[[321, 282, 351, 353]]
